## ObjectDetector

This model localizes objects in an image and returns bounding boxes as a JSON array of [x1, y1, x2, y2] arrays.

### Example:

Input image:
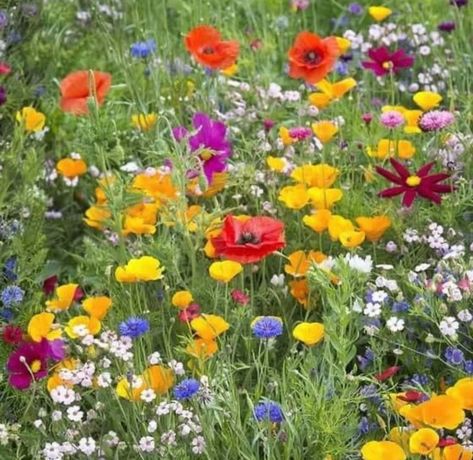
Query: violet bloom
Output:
[[438, 21, 456, 33], [362, 47, 414, 77], [173, 113, 232, 184], [450, 0, 468, 6], [348, 2, 363, 15], [0, 86, 6, 106], [419, 110, 455, 132], [7, 340, 49, 390]]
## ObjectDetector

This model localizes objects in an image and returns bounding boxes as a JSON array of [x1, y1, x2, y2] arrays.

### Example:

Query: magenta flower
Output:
[[380, 110, 405, 128], [362, 47, 414, 77], [419, 110, 455, 132]]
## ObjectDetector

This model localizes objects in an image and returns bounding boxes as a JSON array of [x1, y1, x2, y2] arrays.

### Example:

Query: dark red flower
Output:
[[397, 390, 425, 402], [73, 286, 84, 301], [2, 325, 23, 345], [212, 215, 285, 264], [231, 289, 250, 305], [374, 365, 400, 382], [362, 47, 414, 77], [376, 158, 453, 208], [178, 303, 201, 323], [438, 437, 458, 447], [42, 275, 58, 295]]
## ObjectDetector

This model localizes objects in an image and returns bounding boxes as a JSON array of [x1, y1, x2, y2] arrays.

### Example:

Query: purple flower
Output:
[[348, 3, 363, 15], [450, 0, 468, 7], [288, 127, 312, 141], [0, 86, 6, 106], [419, 110, 455, 132], [362, 47, 414, 77], [253, 401, 284, 423], [438, 21, 456, 33], [173, 113, 232, 183], [380, 110, 405, 128], [47, 339, 66, 361], [444, 346, 464, 365]]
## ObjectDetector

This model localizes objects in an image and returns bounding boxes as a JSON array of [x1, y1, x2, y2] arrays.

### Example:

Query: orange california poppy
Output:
[[59, 70, 112, 115], [185, 25, 239, 70], [288, 32, 339, 84]]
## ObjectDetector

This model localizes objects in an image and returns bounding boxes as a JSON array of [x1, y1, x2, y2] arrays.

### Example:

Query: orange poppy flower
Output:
[[185, 25, 239, 70], [59, 70, 112, 115], [288, 32, 339, 84]]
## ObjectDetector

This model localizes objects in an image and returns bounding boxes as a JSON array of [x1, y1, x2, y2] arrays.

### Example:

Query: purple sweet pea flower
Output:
[[362, 47, 414, 77]]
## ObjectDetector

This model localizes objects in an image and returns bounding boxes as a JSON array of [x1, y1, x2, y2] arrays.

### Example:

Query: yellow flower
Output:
[[131, 113, 158, 131], [84, 205, 111, 229], [221, 64, 238, 76], [115, 256, 164, 283], [356, 216, 391, 242], [278, 184, 310, 209], [191, 314, 229, 340], [266, 156, 287, 172], [308, 78, 357, 109], [361, 440, 406, 460], [413, 91, 442, 111], [132, 171, 178, 205], [312, 120, 338, 144], [284, 250, 327, 277], [446, 378, 473, 410], [291, 164, 339, 188], [388, 426, 412, 451], [82, 296, 112, 320], [368, 6, 392, 22], [116, 375, 146, 401], [142, 365, 174, 394], [46, 283, 79, 311], [418, 395, 465, 430], [172, 290, 193, 309], [209, 260, 243, 283], [403, 109, 423, 134], [65, 315, 101, 339], [367, 139, 416, 160], [186, 338, 218, 359], [439, 444, 473, 460], [122, 215, 156, 236], [335, 37, 351, 54], [409, 428, 439, 455], [56, 158, 88, 178], [339, 230, 365, 248], [279, 127, 295, 146], [292, 322, 324, 346], [307, 187, 343, 209], [328, 215, 354, 241], [303, 209, 332, 233], [27, 312, 62, 342], [15, 106, 46, 132]]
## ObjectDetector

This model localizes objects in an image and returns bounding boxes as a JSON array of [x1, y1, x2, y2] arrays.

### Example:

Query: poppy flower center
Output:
[[382, 60, 394, 70], [202, 46, 215, 55], [200, 149, 214, 161], [304, 50, 321, 65], [30, 359, 41, 373], [406, 175, 421, 187], [237, 232, 260, 245]]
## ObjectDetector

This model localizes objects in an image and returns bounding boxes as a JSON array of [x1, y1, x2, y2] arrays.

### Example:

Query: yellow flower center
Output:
[[200, 149, 214, 161], [30, 359, 42, 373], [406, 175, 421, 187], [382, 61, 394, 70]]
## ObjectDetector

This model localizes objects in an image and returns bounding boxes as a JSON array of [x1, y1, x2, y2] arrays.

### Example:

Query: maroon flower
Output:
[[362, 47, 414, 77], [42, 275, 58, 295], [231, 289, 250, 305], [178, 303, 201, 323], [2, 325, 23, 345], [73, 286, 85, 301], [376, 158, 453, 207], [374, 365, 400, 382], [397, 390, 425, 402], [438, 438, 458, 447]]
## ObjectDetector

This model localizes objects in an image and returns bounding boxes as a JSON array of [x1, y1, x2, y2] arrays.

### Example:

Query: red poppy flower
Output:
[[362, 47, 414, 77], [59, 70, 112, 115], [185, 25, 239, 70], [374, 365, 400, 382], [212, 215, 285, 264], [288, 32, 339, 84], [376, 158, 453, 208]]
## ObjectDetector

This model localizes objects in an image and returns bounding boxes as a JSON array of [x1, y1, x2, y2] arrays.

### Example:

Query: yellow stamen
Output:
[[406, 175, 421, 187], [200, 149, 214, 161], [382, 61, 393, 70], [30, 359, 42, 373]]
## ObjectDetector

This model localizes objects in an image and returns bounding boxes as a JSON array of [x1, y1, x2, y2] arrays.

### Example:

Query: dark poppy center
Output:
[[202, 46, 215, 55], [304, 50, 321, 65], [237, 232, 260, 245]]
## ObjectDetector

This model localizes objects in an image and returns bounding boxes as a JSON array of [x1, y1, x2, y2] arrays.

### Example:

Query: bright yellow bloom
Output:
[[356, 216, 391, 242], [335, 37, 351, 54], [368, 6, 392, 22], [172, 290, 193, 309], [291, 164, 339, 188], [209, 260, 243, 283], [122, 215, 156, 236], [409, 428, 439, 455], [65, 315, 101, 339], [403, 109, 423, 134], [413, 91, 442, 111], [116, 375, 146, 401], [388, 426, 412, 452], [307, 187, 343, 209], [418, 395, 465, 430], [27, 312, 62, 342], [367, 139, 416, 160], [434, 444, 473, 460], [221, 64, 238, 76], [56, 158, 87, 178], [132, 171, 177, 205], [131, 113, 158, 131], [266, 156, 287, 172], [279, 127, 295, 146], [115, 256, 164, 283], [339, 230, 365, 248], [142, 365, 174, 394], [278, 184, 310, 209], [303, 209, 332, 233], [284, 250, 327, 277], [361, 440, 406, 460], [312, 120, 338, 144], [292, 322, 324, 346], [16, 106, 46, 132], [308, 78, 357, 109], [328, 215, 354, 241], [82, 296, 112, 320], [186, 338, 218, 359], [46, 283, 79, 311], [84, 205, 111, 230], [446, 378, 473, 410], [191, 314, 229, 340]]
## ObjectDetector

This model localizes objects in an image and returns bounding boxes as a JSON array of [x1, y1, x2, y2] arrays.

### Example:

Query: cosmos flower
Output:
[[173, 378, 200, 400], [253, 401, 284, 423], [362, 47, 414, 77], [376, 158, 453, 207], [251, 316, 283, 339]]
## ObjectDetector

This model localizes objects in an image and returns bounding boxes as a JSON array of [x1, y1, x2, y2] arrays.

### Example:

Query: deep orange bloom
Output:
[[59, 70, 112, 115], [288, 32, 339, 84], [185, 25, 239, 70]]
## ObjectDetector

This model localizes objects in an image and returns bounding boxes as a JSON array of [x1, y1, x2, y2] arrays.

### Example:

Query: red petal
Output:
[[378, 186, 406, 197], [375, 166, 404, 185], [375, 366, 400, 382], [390, 158, 410, 179], [402, 189, 417, 207], [416, 162, 435, 177]]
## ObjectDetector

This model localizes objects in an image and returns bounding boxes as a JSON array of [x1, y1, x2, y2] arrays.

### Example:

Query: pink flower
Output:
[[380, 110, 405, 128], [419, 110, 455, 132], [178, 303, 201, 323], [231, 289, 250, 305], [0, 62, 11, 75], [362, 47, 414, 77]]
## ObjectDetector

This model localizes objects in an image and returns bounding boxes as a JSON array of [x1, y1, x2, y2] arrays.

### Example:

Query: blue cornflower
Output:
[[3, 257, 17, 281], [130, 39, 156, 58], [0, 308, 14, 321], [119, 317, 150, 338], [464, 360, 473, 375], [357, 417, 371, 435], [391, 301, 410, 313], [1, 286, 24, 307], [357, 348, 375, 370], [445, 346, 464, 365], [251, 316, 283, 339], [410, 373, 429, 386], [173, 378, 200, 400], [253, 401, 284, 423]]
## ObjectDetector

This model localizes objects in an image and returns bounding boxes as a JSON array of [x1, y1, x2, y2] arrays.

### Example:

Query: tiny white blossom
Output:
[[138, 436, 155, 453], [386, 317, 405, 332], [439, 316, 459, 337]]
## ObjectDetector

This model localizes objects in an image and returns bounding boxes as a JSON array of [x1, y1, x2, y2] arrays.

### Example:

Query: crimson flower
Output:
[[2, 324, 23, 345], [376, 158, 453, 207], [397, 390, 425, 402], [212, 215, 285, 264], [374, 365, 400, 382], [362, 47, 414, 77], [178, 303, 201, 323]]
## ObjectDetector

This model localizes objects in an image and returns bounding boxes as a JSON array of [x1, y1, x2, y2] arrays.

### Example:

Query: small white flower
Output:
[[364, 302, 382, 318], [191, 436, 206, 455], [372, 290, 388, 303], [386, 317, 405, 332], [140, 389, 156, 403], [138, 436, 155, 453], [439, 316, 459, 337], [51, 411, 62, 422], [270, 274, 285, 287], [147, 420, 157, 433], [33, 419, 43, 429], [78, 437, 96, 456], [344, 254, 373, 274], [415, 263, 431, 272], [42, 442, 63, 460], [67, 405, 83, 422], [458, 310, 472, 322], [148, 352, 162, 365], [168, 360, 185, 376]]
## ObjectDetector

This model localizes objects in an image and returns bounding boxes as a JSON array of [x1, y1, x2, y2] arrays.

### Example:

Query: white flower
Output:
[[168, 360, 185, 376], [160, 430, 177, 446], [372, 290, 388, 303], [42, 442, 63, 460], [439, 316, 459, 337], [140, 389, 156, 403], [414, 263, 431, 272], [344, 254, 373, 274], [270, 274, 285, 287], [105, 431, 119, 447], [60, 442, 76, 455], [458, 310, 472, 322], [147, 420, 158, 433], [156, 402, 171, 416], [78, 437, 96, 456], [352, 299, 363, 313], [250, 185, 264, 197], [138, 436, 155, 453], [419, 45, 431, 56], [50, 386, 76, 405], [191, 436, 206, 455], [148, 352, 162, 365], [51, 411, 62, 422], [33, 420, 43, 429], [386, 317, 405, 332], [364, 302, 382, 318], [97, 372, 112, 388], [66, 406, 83, 422]]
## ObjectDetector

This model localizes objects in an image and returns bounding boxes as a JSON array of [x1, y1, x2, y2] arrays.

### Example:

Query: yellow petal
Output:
[[209, 260, 243, 283], [293, 322, 325, 346]]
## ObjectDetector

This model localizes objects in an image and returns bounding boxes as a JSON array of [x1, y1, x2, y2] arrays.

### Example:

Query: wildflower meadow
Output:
[[1, 0, 473, 458]]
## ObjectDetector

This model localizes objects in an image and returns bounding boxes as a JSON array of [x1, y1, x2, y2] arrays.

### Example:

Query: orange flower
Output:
[[132, 171, 177, 205], [82, 296, 112, 320], [446, 378, 473, 410], [186, 338, 218, 359], [291, 164, 339, 188], [284, 250, 326, 277], [46, 283, 79, 312], [409, 428, 439, 455], [59, 70, 112, 115], [361, 440, 406, 460], [289, 278, 309, 307], [339, 230, 365, 248], [356, 216, 391, 242], [56, 158, 88, 178], [288, 32, 339, 84], [303, 209, 332, 233], [419, 395, 465, 430], [142, 365, 174, 394], [312, 120, 338, 144], [185, 25, 239, 70]]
